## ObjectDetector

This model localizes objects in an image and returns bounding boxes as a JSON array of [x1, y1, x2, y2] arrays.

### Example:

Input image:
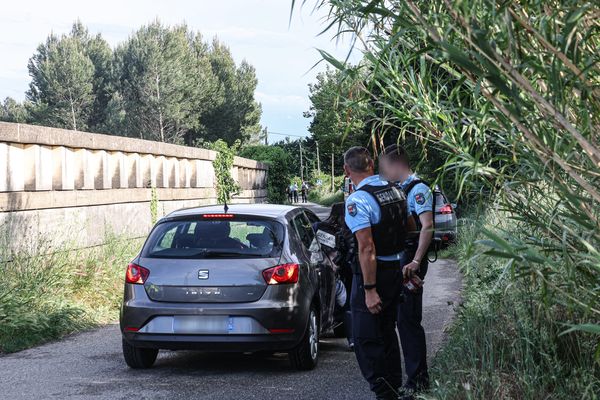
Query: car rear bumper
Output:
[[120, 284, 309, 351], [122, 332, 302, 352]]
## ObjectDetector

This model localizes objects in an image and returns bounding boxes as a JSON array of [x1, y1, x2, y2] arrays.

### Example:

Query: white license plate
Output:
[[436, 214, 452, 224], [173, 316, 229, 334]]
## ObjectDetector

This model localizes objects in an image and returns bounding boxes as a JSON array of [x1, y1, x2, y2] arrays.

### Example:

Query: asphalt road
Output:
[[0, 203, 462, 400]]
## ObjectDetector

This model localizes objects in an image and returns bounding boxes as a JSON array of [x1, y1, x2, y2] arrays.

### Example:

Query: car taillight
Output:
[[263, 263, 299, 285], [126, 263, 150, 284], [440, 204, 453, 214]]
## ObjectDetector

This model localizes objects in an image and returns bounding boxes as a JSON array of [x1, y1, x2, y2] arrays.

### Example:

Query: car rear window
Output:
[[143, 217, 284, 259]]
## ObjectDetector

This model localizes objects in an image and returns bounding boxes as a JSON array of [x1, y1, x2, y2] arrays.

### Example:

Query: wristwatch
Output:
[[364, 283, 377, 290]]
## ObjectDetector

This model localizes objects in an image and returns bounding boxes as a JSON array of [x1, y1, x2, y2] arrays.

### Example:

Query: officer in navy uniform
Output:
[[380, 144, 434, 395], [343, 146, 409, 400]]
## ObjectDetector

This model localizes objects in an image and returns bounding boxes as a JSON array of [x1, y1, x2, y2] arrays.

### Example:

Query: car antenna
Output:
[[224, 202, 229, 214]]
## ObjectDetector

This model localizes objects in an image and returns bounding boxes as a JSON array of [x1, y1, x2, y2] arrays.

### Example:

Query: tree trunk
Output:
[[68, 88, 77, 131], [155, 73, 165, 142]]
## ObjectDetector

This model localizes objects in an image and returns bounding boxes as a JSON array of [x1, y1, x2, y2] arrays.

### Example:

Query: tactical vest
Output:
[[357, 183, 408, 257]]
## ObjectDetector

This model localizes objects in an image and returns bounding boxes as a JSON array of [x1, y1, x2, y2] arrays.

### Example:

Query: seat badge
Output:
[[198, 270, 209, 280]]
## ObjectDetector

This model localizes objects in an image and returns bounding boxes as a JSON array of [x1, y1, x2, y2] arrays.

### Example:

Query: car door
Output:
[[304, 210, 337, 331], [290, 212, 335, 331]]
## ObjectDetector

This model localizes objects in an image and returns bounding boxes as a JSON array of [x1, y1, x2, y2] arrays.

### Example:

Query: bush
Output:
[[428, 211, 600, 399], [210, 139, 241, 204], [0, 235, 141, 353], [308, 190, 344, 207], [239, 145, 293, 204]]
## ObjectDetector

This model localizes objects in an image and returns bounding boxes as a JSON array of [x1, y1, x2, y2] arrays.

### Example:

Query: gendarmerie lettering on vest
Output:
[[357, 183, 408, 257]]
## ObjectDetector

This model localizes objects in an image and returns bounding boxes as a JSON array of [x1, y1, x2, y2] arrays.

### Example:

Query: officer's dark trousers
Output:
[[397, 259, 429, 391], [351, 261, 403, 398]]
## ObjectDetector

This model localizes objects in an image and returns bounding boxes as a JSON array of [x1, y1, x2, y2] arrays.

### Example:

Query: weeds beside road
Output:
[[428, 214, 600, 400], [0, 235, 141, 353]]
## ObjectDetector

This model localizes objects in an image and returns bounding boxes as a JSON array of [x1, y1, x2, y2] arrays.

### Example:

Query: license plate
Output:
[[173, 316, 229, 334]]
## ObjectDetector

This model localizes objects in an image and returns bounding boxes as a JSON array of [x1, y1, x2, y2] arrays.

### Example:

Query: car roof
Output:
[[165, 203, 298, 219]]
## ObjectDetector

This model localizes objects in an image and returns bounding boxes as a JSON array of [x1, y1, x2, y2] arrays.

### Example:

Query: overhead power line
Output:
[[267, 131, 308, 138]]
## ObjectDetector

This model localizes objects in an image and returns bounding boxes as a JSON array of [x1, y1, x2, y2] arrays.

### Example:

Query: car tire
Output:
[[289, 305, 319, 370], [122, 339, 158, 369]]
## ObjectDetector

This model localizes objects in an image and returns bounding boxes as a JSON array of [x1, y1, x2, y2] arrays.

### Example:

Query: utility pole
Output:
[[299, 140, 304, 182], [316, 141, 321, 176], [331, 143, 334, 192], [264, 127, 268, 145]]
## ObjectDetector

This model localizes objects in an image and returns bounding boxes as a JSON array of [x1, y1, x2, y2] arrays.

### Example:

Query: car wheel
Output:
[[122, 339, 158, 369], [289, 305, 319, 370]]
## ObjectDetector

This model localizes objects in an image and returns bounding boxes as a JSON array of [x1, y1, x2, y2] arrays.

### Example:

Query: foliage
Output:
[[0, 97, 28, 123], [26, 21, 111, 131], [210, 139, 241, 204], [308, 189, 344, 207], [150, 186, 159, 224], [239, 144, 293, 203], [199, 39, 263, 144], [7, 20, 262, 145], [112, 21, 202, 143], [428, 211, 600, 399], [0, 234, 141, 353], [304, 68, 369, 173], [306, 172, 345, 205]]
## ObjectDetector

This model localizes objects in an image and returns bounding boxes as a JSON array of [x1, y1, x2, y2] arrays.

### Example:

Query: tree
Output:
[[114, 21, 199, 143], [27, 34, 95, 130], [0, 97, 28, 123], [304, 68, 369, 173], [240, 145, 293, 203], [26, 21, 112, 131], [197, 39, 262, 145], [70, 21, 113, 132]]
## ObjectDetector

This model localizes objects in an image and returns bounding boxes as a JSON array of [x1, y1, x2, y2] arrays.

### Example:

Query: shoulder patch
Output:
[[414, 192, 426, 205], [347, 203, 357, 217]]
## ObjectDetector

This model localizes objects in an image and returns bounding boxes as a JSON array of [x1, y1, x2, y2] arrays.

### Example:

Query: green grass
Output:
[[425, 214, 600, 400], [0, 234, 142, 353], [308, 189, 344, 207]]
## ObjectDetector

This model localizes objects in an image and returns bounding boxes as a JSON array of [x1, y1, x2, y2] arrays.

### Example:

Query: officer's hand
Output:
[[365, 289, 382, 314], [403, 261, 420, 280]]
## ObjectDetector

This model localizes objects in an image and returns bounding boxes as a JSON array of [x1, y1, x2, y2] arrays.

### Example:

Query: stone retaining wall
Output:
[[0, 122, 268, 251]]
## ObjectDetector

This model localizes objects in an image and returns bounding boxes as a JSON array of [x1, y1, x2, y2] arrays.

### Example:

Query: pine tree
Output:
[[26, 21, 112, 131], [114, 21, 199, 143], [0, 97, 28, 123], [27, 34, 95, 130], [197, 39, 262, 145]]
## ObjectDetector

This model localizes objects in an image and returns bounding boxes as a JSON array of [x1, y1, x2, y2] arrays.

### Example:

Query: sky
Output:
[[0, 0, 360, 142]]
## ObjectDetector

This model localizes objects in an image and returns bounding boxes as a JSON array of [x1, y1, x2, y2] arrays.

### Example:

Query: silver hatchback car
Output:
[[120, 204, 336, 370]]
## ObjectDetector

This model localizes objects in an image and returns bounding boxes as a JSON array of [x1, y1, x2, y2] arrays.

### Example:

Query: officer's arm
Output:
[[413, 211, 433, 265], [354, 227, 377, 287]]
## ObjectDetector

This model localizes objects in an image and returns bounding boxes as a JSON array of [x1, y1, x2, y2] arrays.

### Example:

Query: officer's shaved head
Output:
[[344, 146, 373, 173], [381, 144, 410, 168]]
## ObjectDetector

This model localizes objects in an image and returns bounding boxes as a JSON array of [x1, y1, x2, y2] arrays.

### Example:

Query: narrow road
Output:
[[0, 204, 462, 400]]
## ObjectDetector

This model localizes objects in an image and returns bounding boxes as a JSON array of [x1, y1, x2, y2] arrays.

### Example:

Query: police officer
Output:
[[380, 144, 433, 394], [343, 146, 409, 400]]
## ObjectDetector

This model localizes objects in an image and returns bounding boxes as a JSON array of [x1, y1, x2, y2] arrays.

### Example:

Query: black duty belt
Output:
[[376, 259, 403, 268]]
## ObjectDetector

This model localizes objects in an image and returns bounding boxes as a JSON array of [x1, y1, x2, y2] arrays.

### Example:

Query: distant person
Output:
[[301, 181, 308, 203], [287, 184, 293, 203], [292, 183, 299, 203]]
